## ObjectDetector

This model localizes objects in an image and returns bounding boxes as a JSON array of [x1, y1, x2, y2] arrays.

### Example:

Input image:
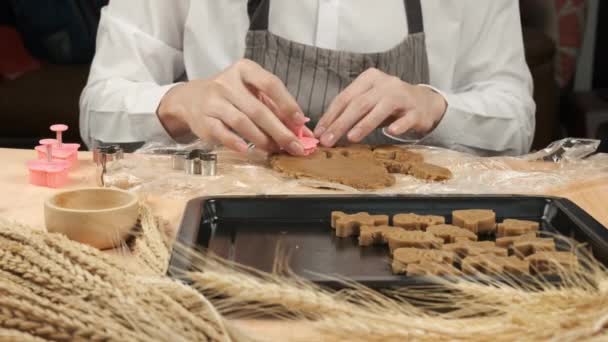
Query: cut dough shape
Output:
[[391, 248, 454, 274], [462, 255, 530, 275], [270, 149, 395, 190], [331, 211, 389, 238], [393, 213, 445, 231], [409, 162, 453, 181], [387, 230, 443, 253], [495, 232, 537, 248], [405, 262, 462, 276], [443, 240, 507, 258], [526, 251, 578, 274], [497, 219, 540, 237], [452, 209, 497, 234], [372, 145, 424, 162], [427, 224, 478, 243], [358, 225, 403, 246], [512, 238, 556, 257]]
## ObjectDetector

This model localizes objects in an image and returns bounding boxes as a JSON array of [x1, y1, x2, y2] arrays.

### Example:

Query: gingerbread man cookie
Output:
[[331, 211, 389, 238]]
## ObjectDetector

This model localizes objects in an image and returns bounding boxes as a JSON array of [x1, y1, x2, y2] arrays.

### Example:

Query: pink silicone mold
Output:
[[35, 124, 80, 168], [28, 139, 70, 188]]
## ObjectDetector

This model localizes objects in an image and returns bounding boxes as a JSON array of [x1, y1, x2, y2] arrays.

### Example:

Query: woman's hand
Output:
[[314, 68, 447, 147], [158, 59, 308, 155]]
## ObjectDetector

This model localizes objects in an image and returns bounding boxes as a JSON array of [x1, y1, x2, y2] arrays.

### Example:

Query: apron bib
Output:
[[244, 0, 430, 145]]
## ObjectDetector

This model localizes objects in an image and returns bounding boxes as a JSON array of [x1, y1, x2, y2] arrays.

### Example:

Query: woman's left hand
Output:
[[314, 68, 448, 147]]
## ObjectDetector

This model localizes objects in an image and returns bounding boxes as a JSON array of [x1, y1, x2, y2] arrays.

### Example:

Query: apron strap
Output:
[[247, 0, 270, 31], [404, 0, 424, 34]]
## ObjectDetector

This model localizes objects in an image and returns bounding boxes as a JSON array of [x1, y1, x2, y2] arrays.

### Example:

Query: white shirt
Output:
[[80, 0, 535, 156]]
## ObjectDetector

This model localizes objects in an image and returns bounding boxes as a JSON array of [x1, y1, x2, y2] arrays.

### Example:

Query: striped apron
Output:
[[244, 0, 430, 145]]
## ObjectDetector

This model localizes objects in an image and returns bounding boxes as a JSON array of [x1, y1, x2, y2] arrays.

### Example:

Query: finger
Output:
[[347, 99, 398, 143], [207, 102, 278, 152], [387, 111, 419, 136], [226, 84, 305, 156], [238, 59, 303, 123], [320, 88, 381, 147], [315, 68, 384, 136], [201, 117, 249, 153]]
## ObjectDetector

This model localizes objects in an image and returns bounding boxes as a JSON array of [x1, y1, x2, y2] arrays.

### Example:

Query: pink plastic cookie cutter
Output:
[[35, 124, 81, 168], [28, 139, 70, 188], [291, 118, 319, 156]]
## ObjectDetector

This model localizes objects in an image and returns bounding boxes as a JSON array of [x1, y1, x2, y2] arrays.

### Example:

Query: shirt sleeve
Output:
[[79, 0, 190, 148], [423, 0, 535, 156]]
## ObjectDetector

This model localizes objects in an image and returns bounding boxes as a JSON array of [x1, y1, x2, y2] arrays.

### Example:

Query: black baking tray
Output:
[[169, 195, 608, 288]]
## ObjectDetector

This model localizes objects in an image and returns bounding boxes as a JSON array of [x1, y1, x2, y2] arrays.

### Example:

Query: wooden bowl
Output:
[[44, 187, 139, 250]]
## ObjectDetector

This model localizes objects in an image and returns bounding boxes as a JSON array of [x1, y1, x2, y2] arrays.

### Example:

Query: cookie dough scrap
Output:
[[452, 209, 497, 235], [497, 219, 540, 238], [331, 211, 389, 238], [359, 225, 404, 246], [393, 213, 445, 231], [387, 230, 444, 253], [526, 251, 578, 274], [372, 145, 424, 163], [391, 248, 455, 274], [512, 237, 556, 257], [462, 255, 530, 276], [405, 262, 462, 277], [270, 149, 395, 190], [443, 241, 508, 259], [495, 232, 537, 248], [427, 224, 478, 243], [409, 162, 453, 181]]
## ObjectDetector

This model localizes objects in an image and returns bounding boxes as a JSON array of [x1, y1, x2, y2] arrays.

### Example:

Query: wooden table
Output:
[[2, 147, 608, 340]]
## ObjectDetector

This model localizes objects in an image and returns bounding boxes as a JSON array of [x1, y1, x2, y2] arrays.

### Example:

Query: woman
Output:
[[80, 0, 535, 156]]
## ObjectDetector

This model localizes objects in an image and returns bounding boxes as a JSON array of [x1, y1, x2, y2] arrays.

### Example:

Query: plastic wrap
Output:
[[100, 138, 607, 199]]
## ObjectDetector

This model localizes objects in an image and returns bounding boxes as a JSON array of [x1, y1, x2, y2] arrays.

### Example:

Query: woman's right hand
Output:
[[157, 59, 308, 155]]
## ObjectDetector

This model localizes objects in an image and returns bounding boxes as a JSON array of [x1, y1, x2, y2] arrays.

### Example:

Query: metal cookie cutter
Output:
[[94, 145, 124, 186], [185, 150, 217, 176], [171, 151, 191, 170]]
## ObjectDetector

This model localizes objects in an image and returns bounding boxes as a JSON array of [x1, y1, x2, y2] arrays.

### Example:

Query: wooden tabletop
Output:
[[3, 147, 608, 340]]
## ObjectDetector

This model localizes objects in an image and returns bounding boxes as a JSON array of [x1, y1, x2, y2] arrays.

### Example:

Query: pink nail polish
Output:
[[287, 141, 305, 156], [348, 128, 362, 141], [315, 126, 326, 137]]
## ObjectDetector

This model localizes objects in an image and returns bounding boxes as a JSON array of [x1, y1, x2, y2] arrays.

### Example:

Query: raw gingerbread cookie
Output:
[[391, 248, 454, 274], [406, 262, 462, 277], [322, 145, 374, 158], [270, 149, 395, 190], [427, 224, 478, 243], [409, 162, 453, 181], [443, 240, 508, 259], [495, 232, 537, 248], [359, 225, 403, 246], [331, 211, 389, 238], [526, 251, 578, 274], [387, 230, 443, 253], [452, 209, 497, 235], [461, 255, 530, 276], [393, 213, 445, 231], [497, 219, 540, 237], [512, 237, 556, 257]]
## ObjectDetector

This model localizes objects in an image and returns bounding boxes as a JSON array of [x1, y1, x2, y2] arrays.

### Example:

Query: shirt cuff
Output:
[[133, 83, 183, 143], [417, 84, 466, 148]]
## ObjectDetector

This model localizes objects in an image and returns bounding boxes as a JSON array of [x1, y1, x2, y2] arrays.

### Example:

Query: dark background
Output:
[[0, 0, 606, 152]]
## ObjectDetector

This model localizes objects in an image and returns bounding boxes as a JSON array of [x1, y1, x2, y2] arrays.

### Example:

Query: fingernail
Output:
[[348, 128, 362, 141], [314, 126, 326, 137], [236, 142, 249, 153], [321, 132, 336, 146], [293, 112, 308, 124], [388, 124, 400, 135], [287, 141, 305, 156]]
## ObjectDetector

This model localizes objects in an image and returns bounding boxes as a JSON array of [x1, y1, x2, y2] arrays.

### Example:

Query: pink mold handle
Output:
[[290, 117, 319, 156], [28, 139, 70, 188], [35, 124, 81, 168]]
